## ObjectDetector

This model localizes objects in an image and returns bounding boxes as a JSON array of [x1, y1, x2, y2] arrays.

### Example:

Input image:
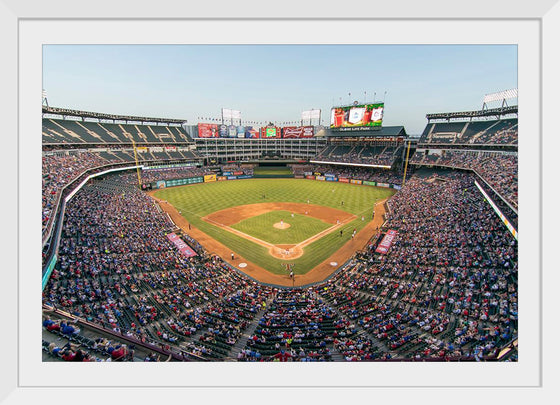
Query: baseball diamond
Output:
[[151, 178, 394, 283]]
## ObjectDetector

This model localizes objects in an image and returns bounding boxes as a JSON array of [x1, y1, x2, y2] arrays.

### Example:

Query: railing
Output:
[[43, 304, 207, 362]]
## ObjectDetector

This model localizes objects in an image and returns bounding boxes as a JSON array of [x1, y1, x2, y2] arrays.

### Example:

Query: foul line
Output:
[[202, 213, 357, 251]]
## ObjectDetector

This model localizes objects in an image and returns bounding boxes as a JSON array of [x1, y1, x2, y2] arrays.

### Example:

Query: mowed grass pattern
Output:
[[154, 179, 395, 275], [231, 210, 331, 245]]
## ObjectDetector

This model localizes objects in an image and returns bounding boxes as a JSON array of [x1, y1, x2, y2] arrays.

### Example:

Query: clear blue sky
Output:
[[42, 44, 517, 135]]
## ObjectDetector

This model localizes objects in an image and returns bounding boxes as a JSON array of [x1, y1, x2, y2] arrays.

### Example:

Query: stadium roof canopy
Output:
[[426, 105, 517, 121], [42, 106, 187, 124], [326, 125, 407, 138]]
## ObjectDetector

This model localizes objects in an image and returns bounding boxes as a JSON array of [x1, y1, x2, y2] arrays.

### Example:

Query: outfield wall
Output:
[[152, 171, 402, 191], [152, 174, 254, 189], [301, 172, 401, 190]]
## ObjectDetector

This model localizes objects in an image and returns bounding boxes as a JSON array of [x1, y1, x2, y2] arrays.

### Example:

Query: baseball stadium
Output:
[[41, 47, 518, 363]]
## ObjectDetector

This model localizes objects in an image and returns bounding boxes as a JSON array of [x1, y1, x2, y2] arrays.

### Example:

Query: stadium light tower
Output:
[[42, 89, 48, 107], [482, 89, 518, 111]]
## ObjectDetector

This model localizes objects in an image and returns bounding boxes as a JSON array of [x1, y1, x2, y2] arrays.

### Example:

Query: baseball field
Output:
[[151, 178, 395, 285]]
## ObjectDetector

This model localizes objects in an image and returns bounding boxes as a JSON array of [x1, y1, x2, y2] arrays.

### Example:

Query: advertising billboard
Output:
[[244, 126, 259, 138], [236, 126, 246, 138], [166, 233, 197, 258], [198, 123, 219, 138], [282, 126, 315, 138], [330, 103, 384, 129], [219, 124, 228, 138], [375, 230, 398, 254], [228, 125, 237, 138]]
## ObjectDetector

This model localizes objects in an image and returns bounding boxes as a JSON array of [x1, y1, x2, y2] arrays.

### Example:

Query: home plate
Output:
[[238, 263, 247, 268], [330, 262, 338, 267]]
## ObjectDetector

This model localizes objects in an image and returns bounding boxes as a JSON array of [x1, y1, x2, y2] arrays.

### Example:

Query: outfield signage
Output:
[[306, 176, 398, 190], [204, 174, 217, 183], [166, 233, 197, 258], [213, 175, 255, 181], [376, 230, 398, 254], [158, 176, 204, 188]]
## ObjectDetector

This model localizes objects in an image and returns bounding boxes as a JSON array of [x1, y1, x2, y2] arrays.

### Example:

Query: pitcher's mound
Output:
[[273, 222, 291, 229]]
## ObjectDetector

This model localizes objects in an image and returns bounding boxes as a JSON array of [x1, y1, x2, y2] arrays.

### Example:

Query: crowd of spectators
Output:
[[419, 119, 518, 146], [319, 172, 517, 359], [140, 166, 214, 183], [42, 315, 137, 361], [292, 164, 411, 185], [42, 152, 121, 233], [140, 164, 255, 184], [42, 148, 204, 235], [470, 128, 518, 145], [411, 151, 517, 208], [42, 174, 277, 360], [42, 167, 517, 362], [220, 164, 254, 176], [239, 290, 339, 361], [317, 144, 398, 166]]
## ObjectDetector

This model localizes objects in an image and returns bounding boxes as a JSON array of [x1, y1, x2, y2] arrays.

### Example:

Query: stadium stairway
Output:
[[315, 289, 389, 356], [227, 295, 275, 359]]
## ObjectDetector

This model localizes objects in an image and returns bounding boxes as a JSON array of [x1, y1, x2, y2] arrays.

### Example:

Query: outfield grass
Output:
[[231, 210, 331, 245], [154, 179, 395, 275]]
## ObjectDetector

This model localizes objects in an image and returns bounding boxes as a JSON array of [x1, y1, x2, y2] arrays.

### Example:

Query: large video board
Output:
[[330, 103, 384, 129], [260, 126, 280, 138]]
